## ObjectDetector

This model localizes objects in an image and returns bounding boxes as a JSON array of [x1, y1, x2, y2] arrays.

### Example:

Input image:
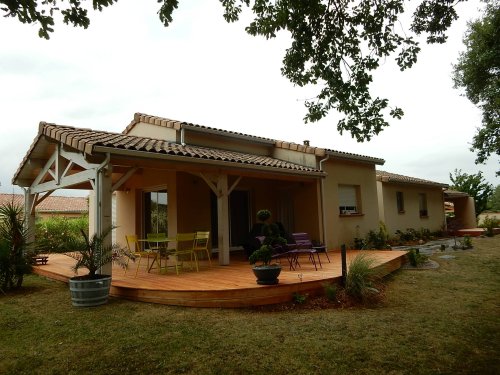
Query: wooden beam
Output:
[[31, 169, 96, 194], [112, 166, 138, 192], [59, 148, 100, 170]]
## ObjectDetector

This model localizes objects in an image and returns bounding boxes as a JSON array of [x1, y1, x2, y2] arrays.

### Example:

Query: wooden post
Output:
[[217, 174, 230, 265], [24, 189, 36, 251], [341, 244, 347, 286], [94, 162, 113, 275]]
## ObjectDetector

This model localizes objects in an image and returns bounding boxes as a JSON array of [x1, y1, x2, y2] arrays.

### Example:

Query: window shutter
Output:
[[339, 185, 356, 206]]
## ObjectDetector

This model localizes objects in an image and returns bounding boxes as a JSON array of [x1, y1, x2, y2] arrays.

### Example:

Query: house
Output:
[[444, 189, 477, 230], [13, 113, 391, 274], [0, 193, 88, 219], [375, 171, 449, 236]]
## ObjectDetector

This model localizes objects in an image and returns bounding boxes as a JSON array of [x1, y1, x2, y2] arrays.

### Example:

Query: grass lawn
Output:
[[1, 236, 499, 375]]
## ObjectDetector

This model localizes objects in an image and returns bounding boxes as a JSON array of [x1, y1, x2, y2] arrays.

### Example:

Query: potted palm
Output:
[[65, 227, 130, 307]]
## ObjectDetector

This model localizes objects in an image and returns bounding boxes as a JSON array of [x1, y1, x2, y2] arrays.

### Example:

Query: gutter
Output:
[[92, 146, 326, 178], [319, 154, 330, 246]]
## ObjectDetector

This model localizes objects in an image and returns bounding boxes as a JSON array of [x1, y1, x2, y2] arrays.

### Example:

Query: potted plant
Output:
[[248, 209, 286, 285], [249, 244, 282, 285], [64, 227, 130, 307]]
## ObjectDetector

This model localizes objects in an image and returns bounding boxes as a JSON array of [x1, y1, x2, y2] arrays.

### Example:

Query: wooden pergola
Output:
[[13, 122, 326, 274]]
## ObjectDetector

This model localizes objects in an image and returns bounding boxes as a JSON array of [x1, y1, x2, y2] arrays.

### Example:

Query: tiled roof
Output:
[[444, 189, 470, 198], [0, 193, 88, 213], [376, 170, 448, 188], [325, 148, 385, 165], [126, 113, 381, 161], [13, 123, 324, 183], [124, 113, 277, 144]]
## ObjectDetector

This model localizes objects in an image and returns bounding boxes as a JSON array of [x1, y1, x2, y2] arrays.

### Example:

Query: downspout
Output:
[[180, 126, 186, 146], [95, 152, 111, 236], [319, 154, 330, 246]]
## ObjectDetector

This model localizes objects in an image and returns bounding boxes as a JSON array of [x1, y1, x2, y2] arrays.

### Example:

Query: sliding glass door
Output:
[[144, 190, 168, 236]]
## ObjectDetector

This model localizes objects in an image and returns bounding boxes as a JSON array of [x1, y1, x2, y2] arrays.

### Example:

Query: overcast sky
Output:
[[0, 0, 497, 197]]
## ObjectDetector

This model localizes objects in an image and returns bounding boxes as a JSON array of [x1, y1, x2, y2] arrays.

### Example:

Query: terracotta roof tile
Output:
[[0, 194, 88, 213], [12, 123, 324, 180], [376, 170, 448, 188]]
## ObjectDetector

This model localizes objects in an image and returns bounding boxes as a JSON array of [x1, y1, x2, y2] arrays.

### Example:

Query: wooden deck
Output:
[[33, 250, 407, 307]]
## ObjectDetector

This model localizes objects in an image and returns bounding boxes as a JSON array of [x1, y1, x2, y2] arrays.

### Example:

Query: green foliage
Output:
[[453, 1, 500, 174], [450, 169, 494, 215], [256, 209, 271, 222], [395, 227, 433, 243], [0, 203, 31, 291], [63, 227, 129, 278], [407, 248, 428, 267], [324, 283, 338, 302], [461, 235, 473, 249], [292, 292, 308, 304], [487, 185, 500, 210], [353, 237, 366, 250], [3, 1, 462, 142], [248, 244, 273, 266], [479, 215, 500, 236], [35, 215, 89, 253], [345, 254, 380, 301], [365, 221, 390, 249]]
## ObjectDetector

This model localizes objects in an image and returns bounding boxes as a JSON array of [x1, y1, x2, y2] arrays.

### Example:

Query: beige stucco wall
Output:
[[478, 211, 500, 226], [113, 169, 177, 249], [453, 197, 477, 228], [322, 160, 380, 249], [272, 148, 318, 169], [127, 123, 177, 141], [378, 182, 445, 235], [185, 132, 270, 156]]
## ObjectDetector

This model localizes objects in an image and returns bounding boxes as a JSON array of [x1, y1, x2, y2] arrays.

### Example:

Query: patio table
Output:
[[139, 237, 176, 273]]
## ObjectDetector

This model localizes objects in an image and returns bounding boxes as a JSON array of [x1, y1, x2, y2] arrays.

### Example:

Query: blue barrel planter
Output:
[[69, 275, 112, 307]]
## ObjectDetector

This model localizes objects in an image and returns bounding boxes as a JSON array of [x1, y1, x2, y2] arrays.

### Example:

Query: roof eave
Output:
[[93, 146, 326, 178]]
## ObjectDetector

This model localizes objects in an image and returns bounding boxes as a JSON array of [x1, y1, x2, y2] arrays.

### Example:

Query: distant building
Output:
[[0, 193, 88, 219]]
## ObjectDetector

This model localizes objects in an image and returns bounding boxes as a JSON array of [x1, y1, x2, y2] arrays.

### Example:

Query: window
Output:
[[419, 193, 428, 217], [396, 191, 405, 213], [144, 190, 168, 235], [339, 185, 361, 214]]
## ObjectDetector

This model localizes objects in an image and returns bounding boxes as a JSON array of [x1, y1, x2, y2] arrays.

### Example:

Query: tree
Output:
[[449, 169, 494, 215], [1, 0, 463, 141], [487, 184, 500, 210], [453, 1, 500, 175]]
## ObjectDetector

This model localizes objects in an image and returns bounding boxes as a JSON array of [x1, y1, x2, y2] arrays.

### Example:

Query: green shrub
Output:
[[292, 292, 308, 304], [479, 215, 499, 237], [0, 203, 31, 291], [460, 235, 473, 249], [324, 283, 338, 301], [35, 215, 89, 253], [365, 222, 390, 249], [345, 254, 380, 301], [407, 248, 428, 267]]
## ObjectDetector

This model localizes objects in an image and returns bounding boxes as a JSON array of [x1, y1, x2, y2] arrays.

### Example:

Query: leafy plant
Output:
[[64, 227, 130, 279], [407, 248, 428, 267], [353, 237, 366, 250], [365, 222, 391, 250], [292, 292, 308, 304], [248, 245, 273, 267], [345, 254, 380, 301], [479, 215, 499, 237], [460, 235, 473, 249], [324, 283, 338, 302], [35, 215, 89, 253], [0, 203, 31, 291], [256, 209, 271, 222]]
